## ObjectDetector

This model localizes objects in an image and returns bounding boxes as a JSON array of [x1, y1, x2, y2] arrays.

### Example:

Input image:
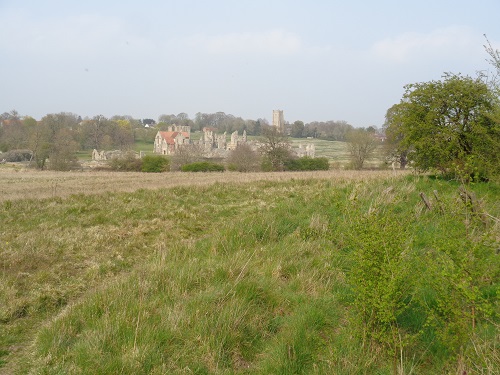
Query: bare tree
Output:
[[48, 128, 79, 170], [346, 128, 379, 169], [259, 126, 293, 171], [484, 35, 500, 74], [227, 143, 261, 172], [170, 144, 204, 170], [30, 113, 79, 170], [484, 34, 500, 92]]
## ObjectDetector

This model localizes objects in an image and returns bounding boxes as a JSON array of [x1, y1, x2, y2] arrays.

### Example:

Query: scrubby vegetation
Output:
[[108, 152, 143, 172], [141, 155, 170, 173], [227, 144, 262, 172], [0, 172, 498, 374], [181, 161, 225, 172], [284, 156, 329, 171]]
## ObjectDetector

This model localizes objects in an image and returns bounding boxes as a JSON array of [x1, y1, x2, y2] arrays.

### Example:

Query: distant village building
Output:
[[154, 125, 249, 156], [272, 109, 285, 133], [153, 125, 191, 155]]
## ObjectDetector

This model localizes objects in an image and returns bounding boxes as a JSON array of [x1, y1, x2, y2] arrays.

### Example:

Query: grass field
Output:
[[134, 140, 155, 154], [0, 169, 498, 374], [0, 169, 402, 202], [289, 138, 351, 166]]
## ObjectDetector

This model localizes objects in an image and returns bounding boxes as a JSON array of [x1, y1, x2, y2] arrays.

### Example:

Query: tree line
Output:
[[0, 109, 360, 170], [0, 113, 140, 170]]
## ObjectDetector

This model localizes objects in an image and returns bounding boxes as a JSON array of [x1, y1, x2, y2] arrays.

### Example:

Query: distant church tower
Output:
[[272, 110, 285, 133]]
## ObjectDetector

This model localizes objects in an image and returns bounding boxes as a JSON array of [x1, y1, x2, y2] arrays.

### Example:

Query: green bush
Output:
[[226, 163, 238, 171], [285, 157, 329, 171], [108, 153, 143, 171], [181, 161, 225, 172], [141, 155, 170, 173]]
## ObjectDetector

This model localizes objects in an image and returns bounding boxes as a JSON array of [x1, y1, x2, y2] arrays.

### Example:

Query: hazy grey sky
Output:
[[1, 0, 499, 126]]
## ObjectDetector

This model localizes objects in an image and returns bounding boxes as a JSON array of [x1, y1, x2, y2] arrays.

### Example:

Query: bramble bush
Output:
[[141, 155, 170, 173], [108, 153, 143, 171], [285, 156, 329, 171], [181, 161, 225, 172]]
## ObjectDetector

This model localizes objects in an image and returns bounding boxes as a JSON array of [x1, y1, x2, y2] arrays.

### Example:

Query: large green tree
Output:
[[290, 120, 305, 138], [386, 74, 500, 179], [383, 104, 409, 169]]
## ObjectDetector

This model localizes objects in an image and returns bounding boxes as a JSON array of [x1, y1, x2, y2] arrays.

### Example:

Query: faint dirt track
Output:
[[0, 168, 409, 202]]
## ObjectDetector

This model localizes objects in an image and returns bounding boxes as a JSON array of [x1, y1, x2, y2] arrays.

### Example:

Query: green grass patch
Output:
[[133, 140, 155, 154], [1, 175, 498, 374]]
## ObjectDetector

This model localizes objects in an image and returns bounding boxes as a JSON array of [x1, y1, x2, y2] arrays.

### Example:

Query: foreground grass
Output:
[[0, 173, 499, 374]]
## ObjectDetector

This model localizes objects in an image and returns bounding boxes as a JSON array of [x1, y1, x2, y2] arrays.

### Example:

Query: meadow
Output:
[[0, 169, 498, 374]]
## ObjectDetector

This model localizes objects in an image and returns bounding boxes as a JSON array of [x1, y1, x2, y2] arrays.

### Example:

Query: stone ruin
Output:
[[228, 130, 247, 151], [199, 127, 226, 151], [295, 143, 316, 158], [194, 128, 249, 157], [92, 149, 142, 161]]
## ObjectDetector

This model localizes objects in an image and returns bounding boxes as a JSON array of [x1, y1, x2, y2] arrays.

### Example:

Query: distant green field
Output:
[[289, 138, 386, 168], [75, 142, 155, 161], [134, 140, 155, 154], [75, 150, 92, 160], [290, 138, 349, 165], [190, 131, 203, 141]]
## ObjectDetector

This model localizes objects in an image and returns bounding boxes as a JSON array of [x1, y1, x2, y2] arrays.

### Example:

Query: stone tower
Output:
[[272, 110, 285, 133]]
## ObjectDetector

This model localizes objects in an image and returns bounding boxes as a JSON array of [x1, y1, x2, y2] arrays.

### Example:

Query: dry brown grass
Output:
[[0, 168, 410, 202]]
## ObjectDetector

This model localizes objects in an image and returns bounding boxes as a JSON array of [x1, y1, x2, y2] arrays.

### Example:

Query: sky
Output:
[[1, 0, 499, 127]]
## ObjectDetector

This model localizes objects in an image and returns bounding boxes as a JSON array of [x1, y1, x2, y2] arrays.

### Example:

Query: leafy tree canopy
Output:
[[386, 73, 500, 180]]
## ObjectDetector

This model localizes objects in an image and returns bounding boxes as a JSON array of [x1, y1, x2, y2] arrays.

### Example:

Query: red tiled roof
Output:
[[159, 131, 189, 145]]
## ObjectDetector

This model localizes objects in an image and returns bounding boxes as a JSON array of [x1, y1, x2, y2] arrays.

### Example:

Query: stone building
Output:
[[200, 127, 227, 151], [272, 109, 285, 133], [153, 124, 250, 157], [153, 125, 191, 155], [198, 127, 248, 153], [227, 130, 247, 151]]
